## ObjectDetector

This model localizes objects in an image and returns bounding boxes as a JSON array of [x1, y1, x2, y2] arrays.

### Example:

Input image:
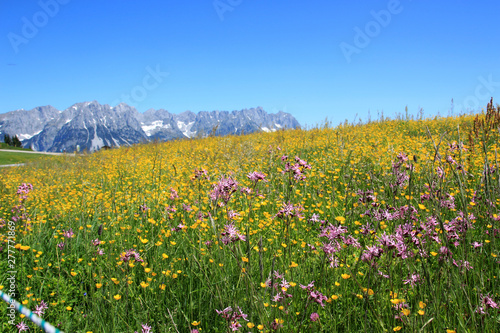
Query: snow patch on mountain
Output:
[[18, 130, 42, 140], [91, 135, 104, 151], [142, 120, 171, 136], [177, 121, 195, 138]]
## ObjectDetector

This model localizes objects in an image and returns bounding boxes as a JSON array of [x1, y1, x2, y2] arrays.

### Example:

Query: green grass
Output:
[[0, 151, 49, 165], [0, 142, 32, 151]]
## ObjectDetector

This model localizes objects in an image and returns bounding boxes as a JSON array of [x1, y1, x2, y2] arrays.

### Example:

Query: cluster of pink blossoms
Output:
[[220, 223, 246, 245], [281, 155, 311, 181], [134, 323, 152, 333], [120, 248, 143, 262], [216, 306, 248, 331], [209, 176, 239, 206]]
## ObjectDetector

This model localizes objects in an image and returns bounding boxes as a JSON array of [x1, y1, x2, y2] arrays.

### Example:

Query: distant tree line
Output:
[[3, 134, 23, 148]]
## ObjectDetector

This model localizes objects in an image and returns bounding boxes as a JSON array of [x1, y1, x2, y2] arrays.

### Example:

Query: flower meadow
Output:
[[1, 102, 500, 332]]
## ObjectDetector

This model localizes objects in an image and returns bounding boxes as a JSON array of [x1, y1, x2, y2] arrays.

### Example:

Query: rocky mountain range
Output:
[[0, 101, 300, 152]]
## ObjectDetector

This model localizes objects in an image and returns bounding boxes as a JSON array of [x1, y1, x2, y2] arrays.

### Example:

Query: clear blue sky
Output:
[[1, 0, 499, 127]]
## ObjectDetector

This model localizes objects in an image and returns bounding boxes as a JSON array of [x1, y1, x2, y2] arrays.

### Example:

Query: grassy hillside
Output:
[[0, 107, 499, 332], [0, 150, 51, 166], [0, 142, 32, 150]]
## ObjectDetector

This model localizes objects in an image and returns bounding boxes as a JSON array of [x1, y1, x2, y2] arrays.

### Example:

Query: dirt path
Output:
[[0, 163, 26, 168]]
